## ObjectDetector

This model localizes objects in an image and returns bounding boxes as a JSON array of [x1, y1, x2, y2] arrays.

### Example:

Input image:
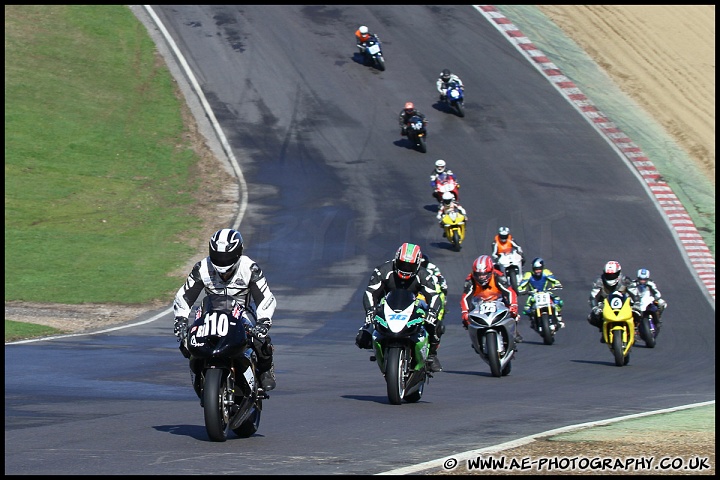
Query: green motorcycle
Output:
[[369, 289, 431, 405]]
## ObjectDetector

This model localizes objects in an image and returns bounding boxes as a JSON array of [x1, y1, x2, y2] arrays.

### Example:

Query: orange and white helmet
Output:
[[404, 101, 415, 113]]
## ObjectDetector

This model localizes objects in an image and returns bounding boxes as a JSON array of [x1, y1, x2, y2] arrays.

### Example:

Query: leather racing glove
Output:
[[173, 316, 188, 341]]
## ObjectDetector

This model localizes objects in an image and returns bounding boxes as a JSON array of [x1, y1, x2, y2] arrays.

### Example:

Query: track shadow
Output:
[[153, 423, 266, 441], [431, 100, 453, 114], [428, 241, 460, 252], [351, 52, 368, 66], [570, 359, 631, 367], [341, 394, 429, 405], [392, 138, 423, 151], [442, 369, 511, 378]]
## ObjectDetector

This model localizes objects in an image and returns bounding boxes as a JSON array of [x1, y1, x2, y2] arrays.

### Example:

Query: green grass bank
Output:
[[5, 5, 204, 308]]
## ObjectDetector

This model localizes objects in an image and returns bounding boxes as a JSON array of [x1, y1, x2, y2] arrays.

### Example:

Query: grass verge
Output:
[[5, 320, 64, 343], [5, 6, 213, 340], [5, 6, 204, 305]]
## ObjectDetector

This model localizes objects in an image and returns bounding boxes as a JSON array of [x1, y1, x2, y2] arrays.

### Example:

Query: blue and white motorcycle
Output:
[[362, 34, 385, 71], [443, 81, 465, 117]]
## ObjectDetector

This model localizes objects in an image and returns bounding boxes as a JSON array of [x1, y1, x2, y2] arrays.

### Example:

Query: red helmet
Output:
[[404, 101, 414, 113], [472, 255, 494, 286], [393, 243, 422, 280]]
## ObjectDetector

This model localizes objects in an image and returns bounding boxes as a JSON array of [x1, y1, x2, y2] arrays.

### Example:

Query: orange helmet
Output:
[[404, 102, 414, 112]]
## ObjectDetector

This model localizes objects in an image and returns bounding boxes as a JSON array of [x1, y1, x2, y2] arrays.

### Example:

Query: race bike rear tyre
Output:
[[639, 316, 656, 348], [385, 347, 405, 405], [231, 401, 262, 438], [540, 313, 554, 345], [204, 368, 230, 441], [485, 331, 502, 377], [611, 331, 625, 367], [452, 231, 461, 251]]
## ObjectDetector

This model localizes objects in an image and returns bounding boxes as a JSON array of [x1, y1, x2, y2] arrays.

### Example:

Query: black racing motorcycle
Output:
[[180, 293, 267, 442], [405, 115, 427, 153]]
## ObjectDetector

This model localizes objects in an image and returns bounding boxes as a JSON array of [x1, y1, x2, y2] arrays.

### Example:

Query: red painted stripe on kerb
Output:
[[475, 5, 715, 300]]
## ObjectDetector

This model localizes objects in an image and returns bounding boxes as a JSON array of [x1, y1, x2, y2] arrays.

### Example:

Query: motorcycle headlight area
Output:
[[375, 314, 424, 335]]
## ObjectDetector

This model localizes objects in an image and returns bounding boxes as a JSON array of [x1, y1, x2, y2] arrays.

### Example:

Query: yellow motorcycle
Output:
[[441, 208, 466, 252], [602, 291, 636, 366]]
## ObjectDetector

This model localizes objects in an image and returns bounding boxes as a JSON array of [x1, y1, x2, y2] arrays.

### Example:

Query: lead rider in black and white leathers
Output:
[[173, 228, 278, 393]]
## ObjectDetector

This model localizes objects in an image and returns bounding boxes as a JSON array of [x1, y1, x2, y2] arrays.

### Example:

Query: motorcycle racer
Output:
[[436, 192, 468, 232], [517, 257, 565, 328], [356, 243, 444, 372], [173, 228, 278, 393], [398, 101, 427, 137], [491, 226, 525, 272], [355, 25, 373, 54], [421, 253, 448, 322], [436, 68, 464, 102], [587, 260, 640, 342], [634, 268, 668, 325], [430, 159, 459, 202], [460, 254, 522, 343]]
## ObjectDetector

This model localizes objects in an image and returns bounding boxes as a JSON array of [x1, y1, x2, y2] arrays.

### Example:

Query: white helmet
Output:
[[441, 191, 454, 204], [435, 159, 446, 173], [359, 26, 368, 35]]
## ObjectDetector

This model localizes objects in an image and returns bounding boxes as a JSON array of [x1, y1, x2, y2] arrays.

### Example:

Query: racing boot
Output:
[[258, 364, 276, 392], [556, 315, 566, 329], [514, 321, 523, 343], [426, 343, 443, 372], [426, 354, 443, 372]]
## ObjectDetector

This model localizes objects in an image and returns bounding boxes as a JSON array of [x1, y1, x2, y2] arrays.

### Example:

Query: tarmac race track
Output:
[[4, 5, 714, 475]]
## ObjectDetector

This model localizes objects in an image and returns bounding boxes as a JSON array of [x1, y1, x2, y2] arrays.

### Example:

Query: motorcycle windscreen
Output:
[[382, 289, 420, 333]]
